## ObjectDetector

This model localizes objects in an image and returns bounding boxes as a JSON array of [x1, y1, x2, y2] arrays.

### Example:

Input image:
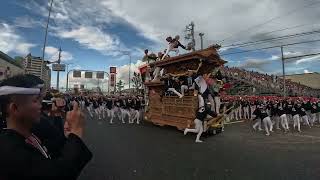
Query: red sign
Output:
[[110, 74, 115, 87], [110, 67, 117, 74]]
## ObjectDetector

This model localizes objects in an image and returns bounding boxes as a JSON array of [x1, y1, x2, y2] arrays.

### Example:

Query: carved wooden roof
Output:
[[151, 46, 227, 68]]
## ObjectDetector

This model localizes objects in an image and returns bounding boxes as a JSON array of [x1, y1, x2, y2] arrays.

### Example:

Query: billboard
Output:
[[110, 67, 117, 74], [85, 72, 93, 78], [73, 70, 81, 78], [52, 64, 66, 71], [96, 71, 104, 79]]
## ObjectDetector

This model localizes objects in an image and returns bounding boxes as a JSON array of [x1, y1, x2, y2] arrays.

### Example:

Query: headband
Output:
[[0, 86, 40, 96]]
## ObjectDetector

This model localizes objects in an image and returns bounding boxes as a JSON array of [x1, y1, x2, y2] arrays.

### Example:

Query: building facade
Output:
[[24, 54, 51, 89], [0, 51, 24, 81]]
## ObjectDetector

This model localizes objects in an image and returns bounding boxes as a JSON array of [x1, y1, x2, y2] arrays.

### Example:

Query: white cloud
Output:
[[13, 16, 42, 28], [304, 69, 313, 73], [284, 51, 302, 57], [0, 23, 36, 55], [45, 46, 73, 62], [295, 54, 320, 65], [270, 55, 280, 60], [73, 65, 82, 70], [116, 60, 146, 89], [57, 26, 120, 55], [101, 0, 320, 47]]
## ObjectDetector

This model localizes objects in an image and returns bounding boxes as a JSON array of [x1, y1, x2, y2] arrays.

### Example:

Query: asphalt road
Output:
[[79, 115, 320, 180]]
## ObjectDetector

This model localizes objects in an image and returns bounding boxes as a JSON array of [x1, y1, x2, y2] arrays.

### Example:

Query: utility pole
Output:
[[281, 46, 286, 97], [56, 47, 62, 90], [129, 54, 132, 90], [118, 50, 132, 90], [184, 22, 196, 51], [41, 0, 53, 79], [199, 33, 204, 50]]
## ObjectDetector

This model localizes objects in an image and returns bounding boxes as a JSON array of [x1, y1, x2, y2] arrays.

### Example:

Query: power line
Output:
[[222, 29, 320, 48], [253, 23, 319, 37], [224, 23, 320, 47], [221, 39, 320, 56], [284, 52, 320, 60], [221, 45, 280, 56], [282, 39, 320, 47], [217, 0, 320, 44]]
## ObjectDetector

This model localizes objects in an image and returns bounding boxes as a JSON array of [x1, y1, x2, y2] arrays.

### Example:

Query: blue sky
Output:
[[1, 0, 319, 90]]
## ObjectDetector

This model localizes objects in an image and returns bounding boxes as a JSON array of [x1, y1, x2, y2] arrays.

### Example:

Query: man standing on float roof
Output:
[[0, 74, 92, 180]]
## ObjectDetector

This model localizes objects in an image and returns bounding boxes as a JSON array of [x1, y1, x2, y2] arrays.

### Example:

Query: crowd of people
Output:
[[221, 95, 320, 136], [70, 95, 146, 124], [220, 66, 320, 97]]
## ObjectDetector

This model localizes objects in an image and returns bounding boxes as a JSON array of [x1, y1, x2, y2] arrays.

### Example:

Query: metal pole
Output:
[[66, 69, 72, 92], [199, 33, 204, 50], [129, 54, 131, 90], [106, 72, 110, 95], [281, 46, 286, 97], [56, 47, 61, 90], [114, 73, 117, 94], [191, 22, 195, 51], [41, 0, 53, 79]]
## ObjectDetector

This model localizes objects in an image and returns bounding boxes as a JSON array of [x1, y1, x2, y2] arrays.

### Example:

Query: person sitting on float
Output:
[[142, 49, 157, 64]]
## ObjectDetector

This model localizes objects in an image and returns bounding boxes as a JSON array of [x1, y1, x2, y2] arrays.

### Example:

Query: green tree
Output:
[[116, 80, 124, 93], [14, 56, 24, 68]]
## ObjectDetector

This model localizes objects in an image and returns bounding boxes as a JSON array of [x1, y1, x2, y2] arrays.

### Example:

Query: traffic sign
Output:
[[52, 64, 66, 71]]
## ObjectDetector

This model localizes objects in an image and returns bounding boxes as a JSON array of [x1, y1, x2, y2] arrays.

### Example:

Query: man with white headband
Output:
[[0, 74, 92, 180]]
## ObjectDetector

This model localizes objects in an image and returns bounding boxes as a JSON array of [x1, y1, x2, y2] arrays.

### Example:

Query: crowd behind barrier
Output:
[[220, 66, 320, 97]]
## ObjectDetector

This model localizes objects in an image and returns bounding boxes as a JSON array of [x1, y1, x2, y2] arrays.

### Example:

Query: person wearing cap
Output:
[[0, 74, 92, 180]]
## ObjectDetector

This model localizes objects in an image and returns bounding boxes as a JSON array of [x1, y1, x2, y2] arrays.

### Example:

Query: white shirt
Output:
[[194, 76, 207, 94]]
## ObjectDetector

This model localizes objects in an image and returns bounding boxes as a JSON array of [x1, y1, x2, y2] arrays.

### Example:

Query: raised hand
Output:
[[64, 101, 85, 139]]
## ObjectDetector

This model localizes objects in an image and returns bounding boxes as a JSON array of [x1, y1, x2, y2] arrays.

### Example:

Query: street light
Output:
[[41, 0, 54, 79], [118, 51, 132, 89]]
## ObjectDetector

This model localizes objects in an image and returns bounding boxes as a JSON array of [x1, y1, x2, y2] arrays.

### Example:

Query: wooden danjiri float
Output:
[[139, 45, 227, 134]]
